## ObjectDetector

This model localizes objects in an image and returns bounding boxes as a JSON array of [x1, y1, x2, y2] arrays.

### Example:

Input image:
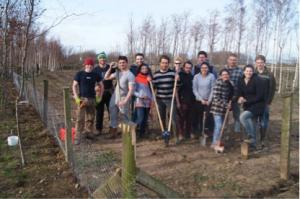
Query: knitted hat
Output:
[[84, 57, 94, 66], [97, 52, 107, 60]]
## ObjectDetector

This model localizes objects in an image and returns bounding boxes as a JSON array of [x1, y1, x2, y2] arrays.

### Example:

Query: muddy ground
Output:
[[0, 80, 88, 198], [8, 70, 300, 198]]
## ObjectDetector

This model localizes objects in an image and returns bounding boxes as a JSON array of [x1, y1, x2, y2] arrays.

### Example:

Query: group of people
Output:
[[72, 51, 276, 151]]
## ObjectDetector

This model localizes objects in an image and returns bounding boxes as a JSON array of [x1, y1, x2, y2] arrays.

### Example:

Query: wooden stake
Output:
[[241, 142, 249, 160], [43, 80, 48, 127], [15, 99, 25, 166], [280, 93, 293, 180], [63, 87, 73, 164], [136, 168, 181, 198], [122, 122, 136, 198]]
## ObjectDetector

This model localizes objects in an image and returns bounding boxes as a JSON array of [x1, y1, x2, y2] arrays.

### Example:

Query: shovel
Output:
[[200, 111, 207, 146], [214, 100, 232, 153], [149, 81, 169, 146]]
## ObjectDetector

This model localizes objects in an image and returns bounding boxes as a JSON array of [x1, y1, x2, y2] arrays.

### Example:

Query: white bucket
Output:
[[7, 136, 19, 146]]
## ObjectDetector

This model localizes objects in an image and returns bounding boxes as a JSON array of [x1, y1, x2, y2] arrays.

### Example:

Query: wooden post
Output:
[[121, 122, 136, 198], [63, 87, 73, 164], [43, 80, 48, 127], [136, 168, 182, 198], [241, 142, 249, 160], [280, 93, 293, 180]]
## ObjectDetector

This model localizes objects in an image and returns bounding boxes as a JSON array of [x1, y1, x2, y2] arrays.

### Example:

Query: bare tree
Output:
[[207, 10, 219, 62], [171, 14, 182, 58], [236, 0, 246, 58], [190, 19, 205, 57]]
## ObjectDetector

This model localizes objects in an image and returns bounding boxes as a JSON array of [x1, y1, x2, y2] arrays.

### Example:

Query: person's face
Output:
[[98, 58, 106, 65], [118, 59, 128, 70], [197, 54, 207, 64], [255, 59, 265, 71], [200, 64, 209, 75], [174, 60, 181, 71], [160, 58, 169, 71], [136, 56, 144, 66], [85, 64, 93, 72], [221, 71, 230, 81], [140, 65, 149, 74], [183, 63, 192, 74], [244, 67, 253, 79], [227, 56, 237, 67]]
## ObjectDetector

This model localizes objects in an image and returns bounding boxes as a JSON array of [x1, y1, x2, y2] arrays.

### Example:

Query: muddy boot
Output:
[[85, 132, 96, 140], [107, 127, 118, 139]]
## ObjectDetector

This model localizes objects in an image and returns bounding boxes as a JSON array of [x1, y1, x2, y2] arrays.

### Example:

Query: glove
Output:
[[96, 96, 102, 104], [75, 97, 81, 105]]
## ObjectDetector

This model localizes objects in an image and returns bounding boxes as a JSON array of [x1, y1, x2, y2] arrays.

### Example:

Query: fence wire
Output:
[[12, 72, 146, 198]]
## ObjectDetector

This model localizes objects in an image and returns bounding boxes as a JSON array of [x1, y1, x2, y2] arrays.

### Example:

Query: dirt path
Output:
[[0, 81, 88, 198]]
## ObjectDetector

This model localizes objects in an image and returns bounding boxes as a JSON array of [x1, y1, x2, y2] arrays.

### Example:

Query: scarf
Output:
[[135, 73, 149, 85]]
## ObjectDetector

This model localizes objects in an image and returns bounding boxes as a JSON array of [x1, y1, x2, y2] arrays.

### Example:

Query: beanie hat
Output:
[[84, 57, 94, 66], [97, 51, 107, 60]]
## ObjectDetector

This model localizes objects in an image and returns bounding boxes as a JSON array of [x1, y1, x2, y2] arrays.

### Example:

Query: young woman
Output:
[[210, 69, 234, 149], [236, 65, 266, 149], [134, 65, 152, 138], [192, 62, 215, 138]]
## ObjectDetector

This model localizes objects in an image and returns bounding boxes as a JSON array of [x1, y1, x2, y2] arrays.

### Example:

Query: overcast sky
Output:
[[38, 0, 229, 53]]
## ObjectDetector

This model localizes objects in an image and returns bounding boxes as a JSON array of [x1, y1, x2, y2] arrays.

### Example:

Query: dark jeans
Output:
[[177, 102, 193, 138], [96, 90, 112, 131], [134, 107, 150, 137], [157, 99, 177, 135], [192, 101, 214, 136]]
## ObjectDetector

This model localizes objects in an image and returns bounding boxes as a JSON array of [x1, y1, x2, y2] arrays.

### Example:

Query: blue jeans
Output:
[[240, 111, 256, 146], [261, 106, 269, 130], [212, 114, 223, 145], [134, 107, 150, 137], [232, 101, 241, 133]]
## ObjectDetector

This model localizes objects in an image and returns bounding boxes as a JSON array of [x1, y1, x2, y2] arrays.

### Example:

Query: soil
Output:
[[6, 70, 299, 198], [0, 80, 88, 198]]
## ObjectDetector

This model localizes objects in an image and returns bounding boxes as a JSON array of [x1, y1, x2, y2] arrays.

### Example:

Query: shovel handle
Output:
[[219, 100, 231, 142], [149, 81, 165, 132], [168, 77, 178, 131]]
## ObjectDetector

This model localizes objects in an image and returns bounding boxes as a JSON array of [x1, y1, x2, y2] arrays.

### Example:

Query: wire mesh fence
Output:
[[12, 72, 149, 198]]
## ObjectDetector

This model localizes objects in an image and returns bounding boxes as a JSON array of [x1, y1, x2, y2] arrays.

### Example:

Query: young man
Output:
[[104, 56, 135, 139], [224, 53, 243, 134], [255, 55, 276, 146], [130, 53, 150, 76], [72, 57, 103, 145], [177, 61, 195, 140], [152, 55, 179, 140], [192, 51, 218, 78]]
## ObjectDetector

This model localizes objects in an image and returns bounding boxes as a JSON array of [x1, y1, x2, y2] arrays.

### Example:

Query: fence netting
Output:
[[12, 72, 147, 198]]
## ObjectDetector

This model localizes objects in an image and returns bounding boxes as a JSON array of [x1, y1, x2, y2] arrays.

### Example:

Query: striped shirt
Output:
[[152, 69, 175, 100]]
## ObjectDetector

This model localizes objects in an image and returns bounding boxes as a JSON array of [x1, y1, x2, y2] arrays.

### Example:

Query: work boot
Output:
[[85, 132, 96, 140], [107, 127, 118, 139], [94, 129, 102, 136]]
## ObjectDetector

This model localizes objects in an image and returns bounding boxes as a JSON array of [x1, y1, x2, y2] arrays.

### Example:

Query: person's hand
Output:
[[118, 100, 126, 108], [147, 76, 152, 82], [175, 74, 180, 81], [75, 97, 81, 106], [110, 62, 117, 69]]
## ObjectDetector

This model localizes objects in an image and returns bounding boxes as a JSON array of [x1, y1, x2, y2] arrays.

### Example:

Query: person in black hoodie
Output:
[[236, 65, 266, 148], [177, 61, 195, 141]]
